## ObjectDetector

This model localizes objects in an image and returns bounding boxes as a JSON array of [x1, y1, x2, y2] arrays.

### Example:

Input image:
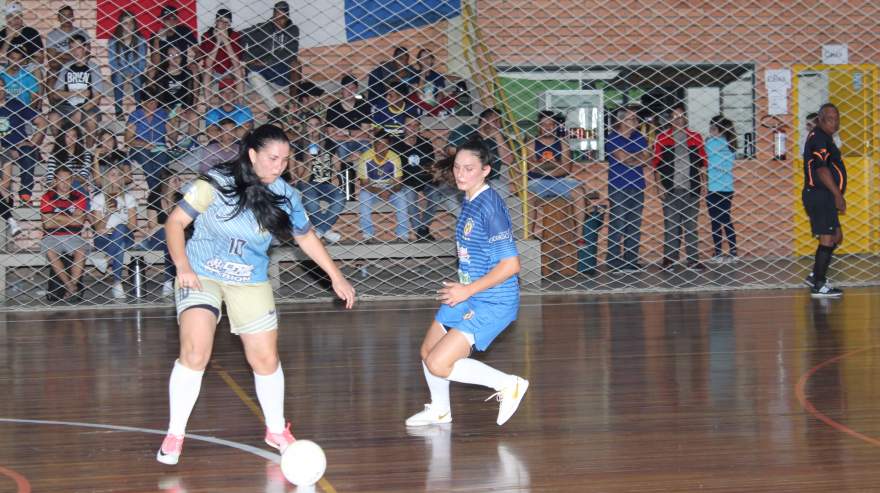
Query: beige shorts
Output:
[[174, 276, 277, 335]]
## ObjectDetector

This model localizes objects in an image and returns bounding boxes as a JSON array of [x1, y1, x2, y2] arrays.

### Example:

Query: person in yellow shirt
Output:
[[357, 131, 410, 241]]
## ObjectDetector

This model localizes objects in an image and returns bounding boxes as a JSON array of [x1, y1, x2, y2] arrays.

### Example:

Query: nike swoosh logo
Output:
[[438, 412, 450, 420], [513, 380, 520, 399]]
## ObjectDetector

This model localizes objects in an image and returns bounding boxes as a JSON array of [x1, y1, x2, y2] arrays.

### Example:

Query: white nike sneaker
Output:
[[406, 404, 452, 427], [488, 376, 530, 426]]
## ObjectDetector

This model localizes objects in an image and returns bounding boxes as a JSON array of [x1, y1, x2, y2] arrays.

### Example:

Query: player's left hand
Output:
[[332, 276, 356, 309], [438, 281, 471, 307]]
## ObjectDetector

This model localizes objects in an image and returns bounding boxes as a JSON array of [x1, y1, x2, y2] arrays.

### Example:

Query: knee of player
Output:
[[424, 355, 453, 379], [247, 352, 280, 375], [179, 349, 211, 371]]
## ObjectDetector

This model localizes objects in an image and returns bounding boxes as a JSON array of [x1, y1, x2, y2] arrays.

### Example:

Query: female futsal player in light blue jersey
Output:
[[406, 138, 529, 428], [157, 124, 356, 465]]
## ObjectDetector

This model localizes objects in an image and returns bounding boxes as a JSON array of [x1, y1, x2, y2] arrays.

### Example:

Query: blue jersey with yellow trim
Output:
[[179, 172, 311, 284], [455, 185, 519, 306]]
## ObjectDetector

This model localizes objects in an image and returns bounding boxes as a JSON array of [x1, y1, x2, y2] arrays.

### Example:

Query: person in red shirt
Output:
[[198, 8, 242, 104], [39, 165, 89, 301]]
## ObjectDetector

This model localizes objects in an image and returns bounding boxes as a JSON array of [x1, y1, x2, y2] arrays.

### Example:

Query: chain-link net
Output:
[[1, 0, 878, 309]]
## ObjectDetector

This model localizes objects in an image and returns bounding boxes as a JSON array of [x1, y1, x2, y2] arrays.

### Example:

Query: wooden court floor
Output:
[[2, 287, 880, 492]]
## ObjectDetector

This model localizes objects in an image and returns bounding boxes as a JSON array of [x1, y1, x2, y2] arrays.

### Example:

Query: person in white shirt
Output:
[[89, 164, 137, 299]]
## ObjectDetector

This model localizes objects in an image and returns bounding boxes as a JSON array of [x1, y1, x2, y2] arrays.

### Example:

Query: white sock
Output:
[[255, 364, 286, 434], [447, 358, 512, 391], [167, 359, 205, 436], [422, 361, 450, 412]]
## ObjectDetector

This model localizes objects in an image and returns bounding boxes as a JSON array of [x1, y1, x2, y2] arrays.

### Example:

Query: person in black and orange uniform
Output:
[[651, 103, 707, 271], [802, 103, 846, 298]]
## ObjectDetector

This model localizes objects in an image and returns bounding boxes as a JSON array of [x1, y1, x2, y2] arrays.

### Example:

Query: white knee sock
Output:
[[167, 359, 205, 436], [447, 358, 512, 391], [255, 364, 286, 434], [423, 361, 450, 412]]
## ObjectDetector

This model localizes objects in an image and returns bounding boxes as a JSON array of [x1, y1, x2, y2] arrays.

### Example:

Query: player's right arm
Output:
[[166, 180, 215, 291]]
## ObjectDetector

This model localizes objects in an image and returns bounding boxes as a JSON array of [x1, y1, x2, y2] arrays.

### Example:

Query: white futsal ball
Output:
[[280, 440, 327, 486]]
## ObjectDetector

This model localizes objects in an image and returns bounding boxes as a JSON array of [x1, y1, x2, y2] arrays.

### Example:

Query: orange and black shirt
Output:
[[803, 127, 846, 195]]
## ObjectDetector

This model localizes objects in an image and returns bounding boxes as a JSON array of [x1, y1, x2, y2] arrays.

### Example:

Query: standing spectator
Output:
[[394, 118, 438, 240], [525, 110, 590, 240], [295, 116, 344, 243], [651, 103, 707, 271], [126, 85, 171, 229], [46, 124, 92, 193], [45, 5, 90, 86], [447, 107, 511, 195], [0, 2, 44, 90], [705, 116, 738, 263], [242, 1, 301, 115], [40, 165, 88, 301], [358, 132, 409, 241], [326, 74, 371, 163], [366, 46, 416, 105], [51, 34, 104, 146], [372, 81, 416, 136], [605, 107, 649, 272], [199, 9, 243, 103], [89, 164, 137, 299], [108, 10, 148, 119], [152, 45, 198, 153], [205, 83, 254, 135], [0, 76, 42, 204], [0, 155, 20, 237], [149, 4, 197, 67], [408, 48, 456, 116]]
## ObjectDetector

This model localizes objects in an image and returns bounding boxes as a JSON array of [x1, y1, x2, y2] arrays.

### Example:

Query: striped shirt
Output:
[[46, 151, 93, 184], [456, 185, 519, 306], [178, 172, 311, 284]]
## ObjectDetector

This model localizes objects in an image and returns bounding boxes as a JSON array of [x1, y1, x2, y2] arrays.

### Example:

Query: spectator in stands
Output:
[[447, 107, 511, 196], [199, 8, 243, 103], [282, 85, 325, 141], [126, 84, 171, 230], [89, 163, 137, 299], [526, 110, 590, 240], [138, 167, 183, 297], [394, 118, 438, 240], [372, 81, 417, 137], [93, 129, 132, 189], [151, 44, 198, 154], [205, 82, 254, 136], [149, 4, 198, 81], [45, 5, 90, 86], [3, 46, 39, 107], [651, 103, 707, 271], [40, 165, 88, 301], [367, 46, 416, 105], [0, 75, 42, 204], [326, 74, 371, 163], [177, 118, 239, 174], [705, 115, 738, 263], [605, 107, 649, 272], [51, 34, 104, 147], [47, 123, 92, 194], [296, 115, 344, 243], [358, 131, 409, 241], [408, 48, 456, 116], [242, 1, 301, 116], [108, 10, 148, 119], [1, 154, 21, 237], [1, 2, 44, 96]]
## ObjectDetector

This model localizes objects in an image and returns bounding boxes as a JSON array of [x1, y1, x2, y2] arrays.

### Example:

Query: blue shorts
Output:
[[528, 177, 581, 199], [435, 300, 517, 351]]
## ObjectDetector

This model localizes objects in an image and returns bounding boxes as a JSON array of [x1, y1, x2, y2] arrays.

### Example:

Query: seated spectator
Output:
[[282, 84, 326, 141], [46, 123, 92, 194], [295, 115, 344, 243], [2, 46, 39, 107], [198, 8, 243, 103], [149, 4, 197, 68], [137, 167, 183, 297], [50, 34, 104, 147], [526, 110, 590, 239], [0, 76, 42, 203], [152, 44, 198, 153], [393, 118, 439, 240], [407, 48, 456, 116], [89, 163, 137, 299], [93, 128, 130, 186], [39, 165, 88, 301], [242, 1, 301, 116], [372, 81, 418, 137], [108, 10, 147, 119], [326, 74, 371, 163], [45, 5, 90, 86], [205, 83, 253, 136], [1, 2, 45, 77], [366, 46, 416, 106], [447, 107, 511, 195], [0, 154, 20, 237], [177, 118, 239, 174], [126, 84, 171, 229], [358, 131, 409, 241]]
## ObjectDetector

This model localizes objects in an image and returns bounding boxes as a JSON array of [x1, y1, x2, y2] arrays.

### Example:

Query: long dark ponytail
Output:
[[202, 124, 293, 239]]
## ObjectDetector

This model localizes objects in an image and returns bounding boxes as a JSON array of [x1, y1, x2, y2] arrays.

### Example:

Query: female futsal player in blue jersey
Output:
[[406, 138, 529, 428], [157, 124, 356, 465]]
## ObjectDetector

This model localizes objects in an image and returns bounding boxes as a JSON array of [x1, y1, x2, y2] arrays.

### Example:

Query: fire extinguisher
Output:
[[761, 115, 789, 161]]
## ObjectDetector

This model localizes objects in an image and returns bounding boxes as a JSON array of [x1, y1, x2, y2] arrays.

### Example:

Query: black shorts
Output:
[[802, 188, 840, 236]]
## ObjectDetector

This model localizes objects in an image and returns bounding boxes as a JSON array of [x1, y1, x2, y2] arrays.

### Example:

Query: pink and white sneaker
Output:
[[264, 422, 296, 452], [157, 433, 185, 465]]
